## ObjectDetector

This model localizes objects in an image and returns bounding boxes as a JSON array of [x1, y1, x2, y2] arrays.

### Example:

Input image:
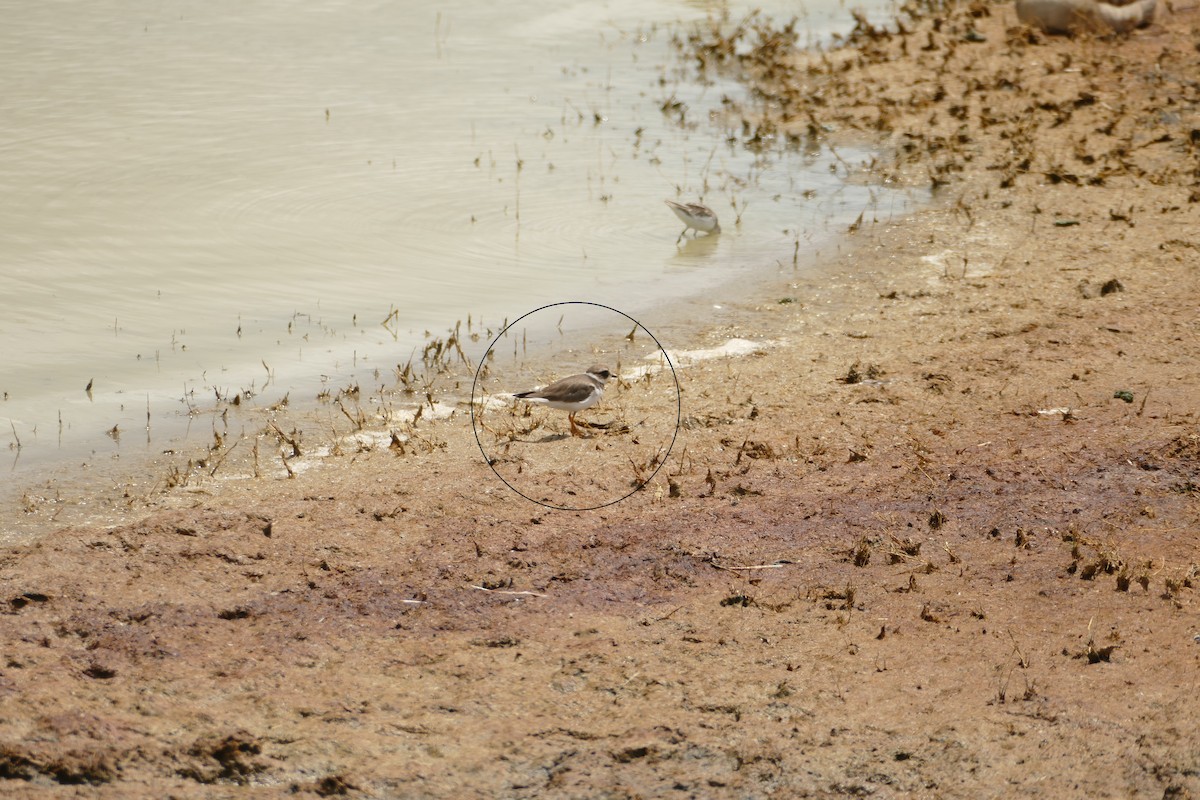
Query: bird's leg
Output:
[[676, 227, 687, 244], [568, 413, 583, 437]]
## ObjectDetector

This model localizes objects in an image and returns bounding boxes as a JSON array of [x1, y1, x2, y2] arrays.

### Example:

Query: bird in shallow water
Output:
[[512, 365, 613, 437], [664, 199, 720, 243]]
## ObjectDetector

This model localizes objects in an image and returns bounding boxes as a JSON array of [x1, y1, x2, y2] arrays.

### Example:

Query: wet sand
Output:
[[2, 2, 1198, 797]]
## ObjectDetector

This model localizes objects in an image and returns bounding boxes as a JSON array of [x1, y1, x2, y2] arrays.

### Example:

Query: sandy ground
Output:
[[2, 1, 1199, 797]]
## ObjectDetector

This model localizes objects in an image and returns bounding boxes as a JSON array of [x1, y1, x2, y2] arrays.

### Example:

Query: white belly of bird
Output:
[[524, 390, 602, 413], [671, 207, 717, 232]]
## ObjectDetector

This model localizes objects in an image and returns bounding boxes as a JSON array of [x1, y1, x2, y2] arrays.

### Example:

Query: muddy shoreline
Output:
[[2, 2, 1199, 797]]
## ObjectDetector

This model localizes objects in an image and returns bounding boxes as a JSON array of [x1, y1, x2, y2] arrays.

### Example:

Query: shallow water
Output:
[[0, 0, 914, 526]]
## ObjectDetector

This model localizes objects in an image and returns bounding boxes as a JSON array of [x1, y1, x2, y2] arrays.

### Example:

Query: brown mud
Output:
[[2, 1, 1199, 797]]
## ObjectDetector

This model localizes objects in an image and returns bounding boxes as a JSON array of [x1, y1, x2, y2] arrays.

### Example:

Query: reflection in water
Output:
[[669, 229, 723, 264], [0, 0, 913, 531]]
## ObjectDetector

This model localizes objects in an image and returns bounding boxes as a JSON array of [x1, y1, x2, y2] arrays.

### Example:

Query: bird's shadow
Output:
[[514, 419, 618, 444], [531, 432, 572, 443]]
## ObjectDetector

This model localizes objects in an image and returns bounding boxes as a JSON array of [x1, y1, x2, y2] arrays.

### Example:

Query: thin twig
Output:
[[654, 605, 685, 622], [471, 585, 547, 598], [208, 440, 239, 477], [336, 399, 364, 431], [268, 421, 301, 457], [710, 559, 793, 572]]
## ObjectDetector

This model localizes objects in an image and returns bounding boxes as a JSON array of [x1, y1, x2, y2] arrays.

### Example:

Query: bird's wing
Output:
[[525, 376, 596, 404]]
